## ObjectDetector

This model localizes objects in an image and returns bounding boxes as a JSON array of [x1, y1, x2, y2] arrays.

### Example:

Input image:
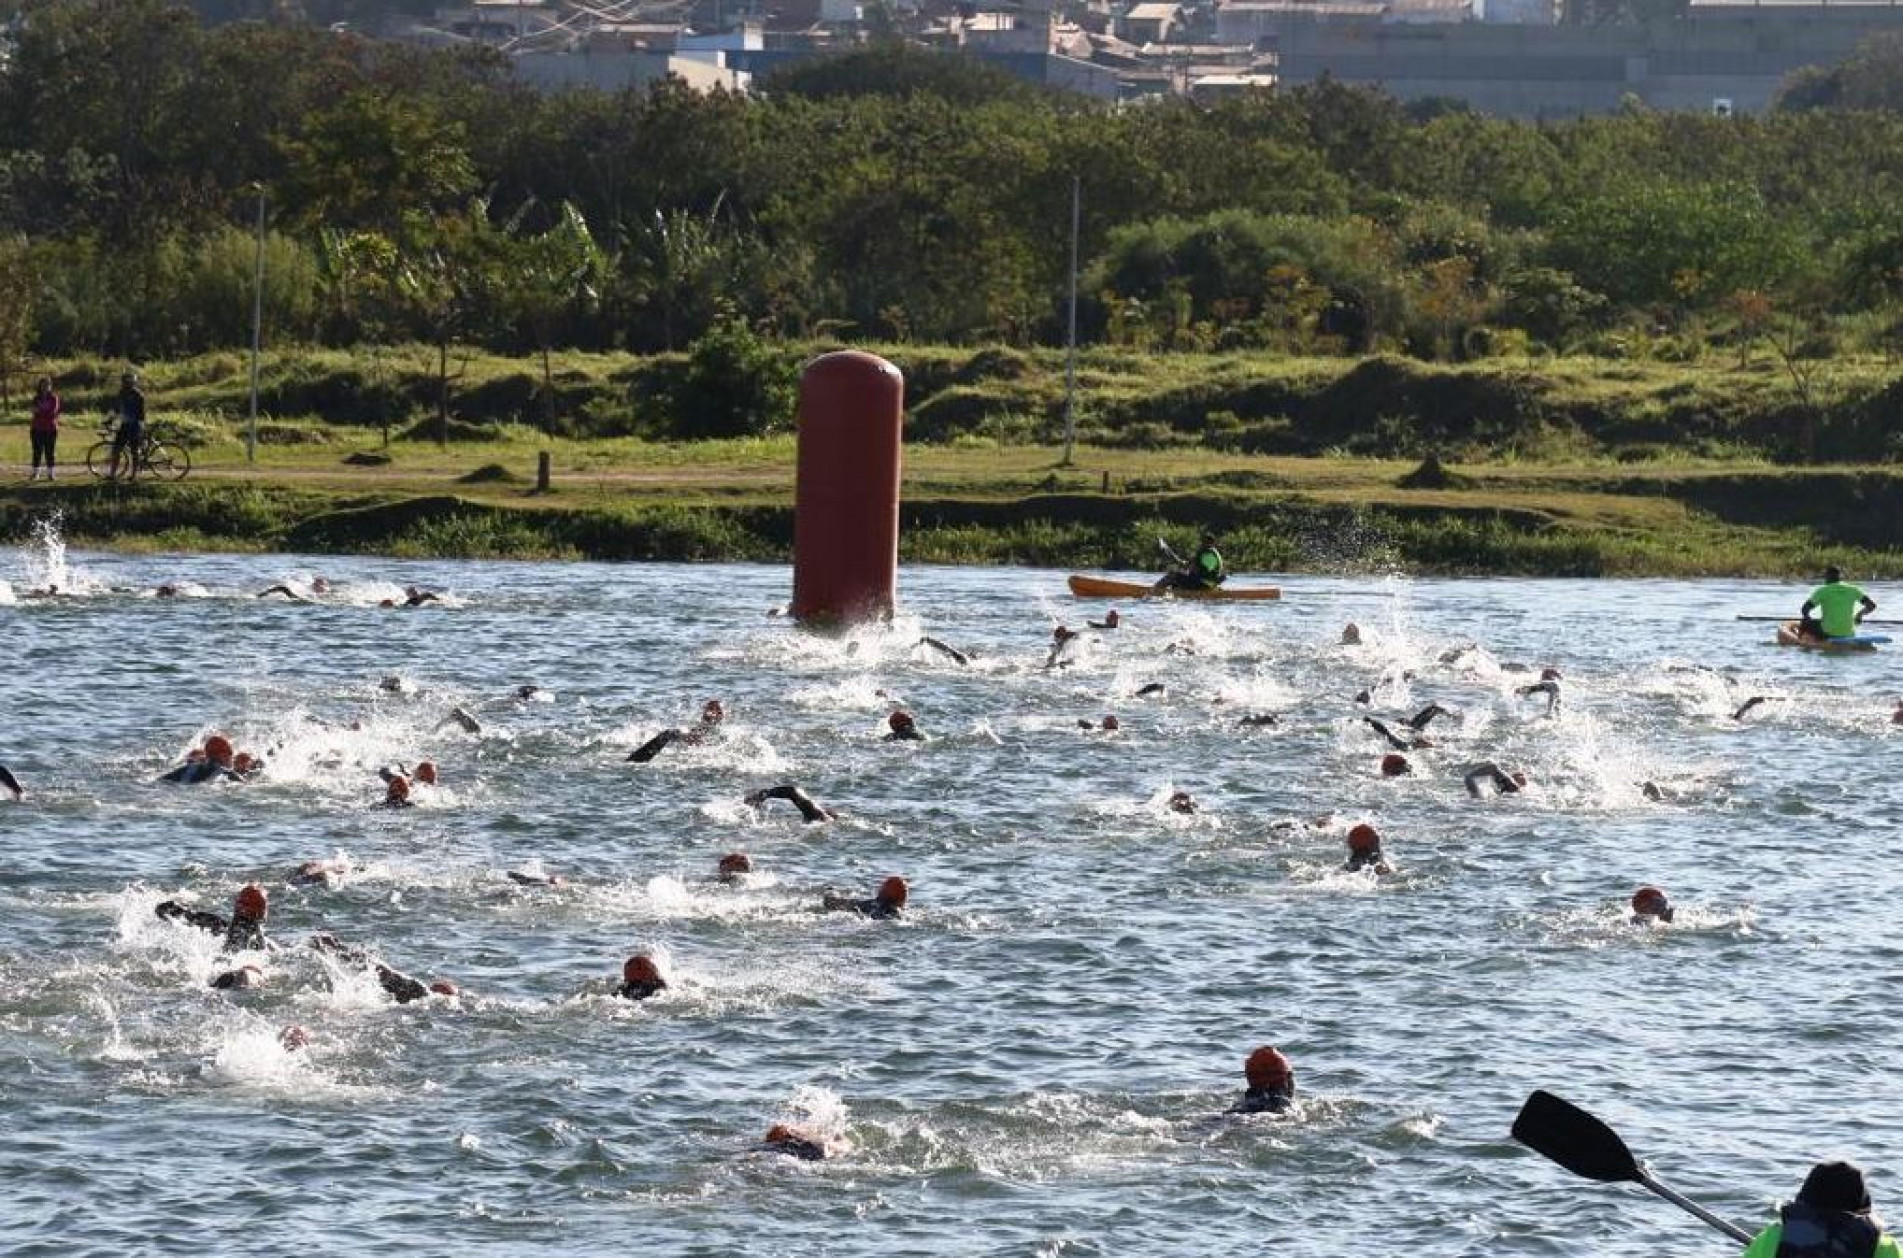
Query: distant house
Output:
[[514, 48, 752, 92], [1119, 1, 1183, 43], [430, 0, 560, 45]]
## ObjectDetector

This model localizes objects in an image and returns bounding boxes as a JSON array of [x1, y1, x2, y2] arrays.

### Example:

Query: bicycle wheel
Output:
[[86, 440, 119, 480], [143, 442, 190, 482]]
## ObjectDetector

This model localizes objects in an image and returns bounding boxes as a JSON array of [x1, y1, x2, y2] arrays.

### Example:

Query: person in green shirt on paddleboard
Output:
[[1798, 567, 1878, 641], [1740, 1160, 1902, 1258], [1154, 532, 1226, 593]]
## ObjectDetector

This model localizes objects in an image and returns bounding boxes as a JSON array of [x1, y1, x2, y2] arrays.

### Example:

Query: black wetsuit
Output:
[[629, 728, 699, 763], [1229, 1084, 1295, 1115], [1770, 1201, 1883, 1258], [829, 896, 901, 920], [1346, 849, 1387, 873], [154, 901, 267, 952], [311, 935, 433, 1003], [0, 764, 22, 798], [747, 785, 832, 823], [159, 761, 238, 785], [884, 727, 924, 743], [765, 1134, 827, 1161], [615, 979, 667, 1001]]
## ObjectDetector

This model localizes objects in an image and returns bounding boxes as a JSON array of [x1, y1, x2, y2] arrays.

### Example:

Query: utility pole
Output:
[[247, 187, 266, 465], [1062, 173, 1080, 467]]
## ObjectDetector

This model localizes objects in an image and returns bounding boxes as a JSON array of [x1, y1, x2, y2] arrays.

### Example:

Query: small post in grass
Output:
[[536, 451, 551, 493]]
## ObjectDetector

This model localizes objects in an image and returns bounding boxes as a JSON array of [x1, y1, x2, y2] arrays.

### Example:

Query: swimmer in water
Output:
[[1340, 623, 1362, 646], [506, 868, 563, 887], [745, 784, 834, 824], [884, 710, 924, 742], [1630, 885, 1675, 924], [1407, 703, 1455, 732], [309, 933, 456, 1004], [1365, 717, 1431, 752], [1078, 714, 1121, 732], [440, 706, 483, 735], [1345, 823, 1393, 875], [717, 852, 753, 883], [1167, 790, 1198, 815], [822, 875, 907, 920], [232, 752, 264, 781], [1732, 696, 1776, 721], [627, 700, 725, 763], [292, 857, 359, 886], [1045, 625, 1080, 670], [403, 586, 443, 607], [1238, 714, 1279, 728], [1134, 682, 1167, 698], [0, 764, 22, 800], [616, 954, 668, 1001], [1464, 762, 1527, 797], [1088, 609, 1121, 631], [762, 1124, 827, 1161], [380, 776, 415, 808], [1516, 668, 1563, 716], [210, 963, 266, 990], [255, 584, 315, 604], [1381, 753, 1412, 778], [155, 883, 272, 952], [159, 735, 241, 785], [1892, 699, 1903, 726], [1229, 1046, 1296, 1115], [916, 637, 970, 666]]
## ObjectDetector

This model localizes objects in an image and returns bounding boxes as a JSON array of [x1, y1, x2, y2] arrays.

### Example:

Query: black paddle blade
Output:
[[1511, 1090, 1642, 1184]]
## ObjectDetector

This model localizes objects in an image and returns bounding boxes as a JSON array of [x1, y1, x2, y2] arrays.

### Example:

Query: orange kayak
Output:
[[1067, 575, 1281, 601]]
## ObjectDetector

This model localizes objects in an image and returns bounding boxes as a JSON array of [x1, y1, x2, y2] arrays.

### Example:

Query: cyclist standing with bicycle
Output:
[[109, 371, 145, 482]]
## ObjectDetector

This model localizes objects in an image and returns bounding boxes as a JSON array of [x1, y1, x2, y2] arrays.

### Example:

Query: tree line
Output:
[[5, 0, 1903, 384]]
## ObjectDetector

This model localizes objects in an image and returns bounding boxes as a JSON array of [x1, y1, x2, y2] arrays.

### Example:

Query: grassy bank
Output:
[[3, 444, 1901, 577], [6, 343, 1901, 576]]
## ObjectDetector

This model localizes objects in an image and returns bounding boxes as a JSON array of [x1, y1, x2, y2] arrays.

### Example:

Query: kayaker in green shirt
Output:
[[1799, 567, 1877, 641], [1741, 1160, 1902, 1258], [1154, 533, 1226, 593]]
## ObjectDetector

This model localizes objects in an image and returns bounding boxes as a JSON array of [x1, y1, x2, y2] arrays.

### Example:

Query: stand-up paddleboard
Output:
[[1068, 575, 1281, 601], [1775, 621, 1890, 652]]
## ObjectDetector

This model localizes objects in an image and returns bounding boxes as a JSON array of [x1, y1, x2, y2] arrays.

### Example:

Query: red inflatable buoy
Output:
[[790, 351, 904, 624]]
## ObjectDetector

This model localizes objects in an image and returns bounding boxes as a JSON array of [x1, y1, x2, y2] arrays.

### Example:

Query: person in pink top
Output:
[[28, 377, 59, 481]]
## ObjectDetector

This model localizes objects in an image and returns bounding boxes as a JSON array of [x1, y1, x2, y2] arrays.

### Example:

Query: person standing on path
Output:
[[109, 371, 146, 482], [28, 377, 59, 481]]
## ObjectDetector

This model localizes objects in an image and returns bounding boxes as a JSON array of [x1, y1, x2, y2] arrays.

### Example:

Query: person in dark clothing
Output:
[[210, 964, 265, 990], [155, 884, 270, 952], [1465, 763, 1527, 798], [1345, 824, 1393, 875], [0, 764, 22, 800], [627, 701, 726, 763], [884, 710, 924, 742], [745, 784, 834, 824], [916, 637, 970, 666], [716, 852, 753, 883], [109, 371, 146, 481], [1630, 885, 1675, 925], [1238, 713, 1280, 728], [616, 954, 668, 1001], [1087, 609, 1121, 631], [822, 876, 907, 920], [159, 735, 240, 785], [1365, 717, 1431, 752], [1517, 669, 1563, 716], [28, 377, 60, 481], [309, 933, 455, 1004], [763, 1124, 827, 1161], [1229, 1046, 1296, 1115], [1407, 704, 1456, 731], [1740, 1161, 1901, 1258]]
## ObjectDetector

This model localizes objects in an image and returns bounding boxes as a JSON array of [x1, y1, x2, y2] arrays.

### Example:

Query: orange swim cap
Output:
[[204, 735, 235, 764], [429, 980, 458, 997], [279, 1025, 311, 1051], [878, 876, 909, 906], [1245, 1045, 1292, 1088], [622, 955, 663, 985], [233, 753, 255, 773], [234, 884, 269, 921], [765, 1124, 799, 1144], [1541, 667, 1562, 681], [414, 761, 438, 786], [718, 852, 753, 876], [1632, 886, 1669, 915], [887, 710, 914, 732], [386, 776, 411, 801], [702, 700, 725, 724], [1347, 823, 1381, 853], [1380, 753, 1411, 777], [1101, 714, 1120, 731]]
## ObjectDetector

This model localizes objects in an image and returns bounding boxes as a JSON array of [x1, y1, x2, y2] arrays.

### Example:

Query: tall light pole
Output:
[[1061, 173, 1080, 467], [247, 186, 266, 465]]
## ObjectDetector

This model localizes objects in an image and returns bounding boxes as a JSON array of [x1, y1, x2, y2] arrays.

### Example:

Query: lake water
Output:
[[0, 532, 1897, 1256]]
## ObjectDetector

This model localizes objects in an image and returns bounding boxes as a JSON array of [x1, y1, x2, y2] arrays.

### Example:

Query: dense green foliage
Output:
[[4, 1, 1903, 388]]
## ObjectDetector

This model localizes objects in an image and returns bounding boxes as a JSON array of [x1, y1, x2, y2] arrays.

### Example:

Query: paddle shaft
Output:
[[1157, 536, 1185, 566], [1736, 615, 1903, 625], [1637, 1171, 1754, 1244]]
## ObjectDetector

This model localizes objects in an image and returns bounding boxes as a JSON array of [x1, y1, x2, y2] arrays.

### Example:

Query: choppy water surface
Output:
[[1, 537, 1898, 1256]]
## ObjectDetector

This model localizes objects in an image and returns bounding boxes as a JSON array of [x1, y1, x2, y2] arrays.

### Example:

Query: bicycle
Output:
[[86, 425, 191, 482]]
